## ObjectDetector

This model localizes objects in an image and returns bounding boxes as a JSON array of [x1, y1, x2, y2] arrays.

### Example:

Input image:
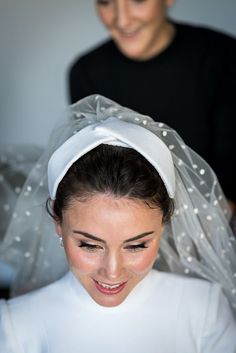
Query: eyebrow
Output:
[[72, 230, 155, 244]]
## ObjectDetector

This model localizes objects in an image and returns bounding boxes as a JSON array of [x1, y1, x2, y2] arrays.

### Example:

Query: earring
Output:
[[59, 236, 64, 247]]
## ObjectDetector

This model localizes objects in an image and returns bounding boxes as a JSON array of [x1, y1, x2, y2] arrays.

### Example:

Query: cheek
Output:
[[142, 4, 166, 23], [128, 246, 159, 274], [97, 8, 113, 27], [64, 245, 100, 274]]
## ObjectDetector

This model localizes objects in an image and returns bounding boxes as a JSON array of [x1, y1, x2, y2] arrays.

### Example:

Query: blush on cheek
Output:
[[128, 249, 158, 274], [68, 259, 96, 274], [133, 265, 154, 276], [130, 260, 155, 275], [65, 247, 100, 274]]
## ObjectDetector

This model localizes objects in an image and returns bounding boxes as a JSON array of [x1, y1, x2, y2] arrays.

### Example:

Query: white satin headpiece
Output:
[[48, 117, 175, 199], [0, 94, 235, 319]]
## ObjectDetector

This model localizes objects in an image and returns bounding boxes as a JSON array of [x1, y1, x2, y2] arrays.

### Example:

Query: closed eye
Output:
[[124, 242, 149, 252], [78, 241, 103, 252]]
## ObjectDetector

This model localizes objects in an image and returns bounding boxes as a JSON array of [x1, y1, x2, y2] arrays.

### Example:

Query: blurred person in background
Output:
[[68, 0, 236, 227]]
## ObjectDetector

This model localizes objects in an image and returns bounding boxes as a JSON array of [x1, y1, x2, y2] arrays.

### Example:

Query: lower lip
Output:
[[94, 280, 127, 295]]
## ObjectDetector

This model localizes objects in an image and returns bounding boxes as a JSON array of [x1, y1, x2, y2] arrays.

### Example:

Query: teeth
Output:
[[97, 281, 121, 289], [120, 30, 139, 36], [123, 32, 136, 36]]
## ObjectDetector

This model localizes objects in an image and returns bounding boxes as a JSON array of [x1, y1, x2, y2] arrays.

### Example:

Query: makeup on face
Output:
[[56, 194, 164, 306]]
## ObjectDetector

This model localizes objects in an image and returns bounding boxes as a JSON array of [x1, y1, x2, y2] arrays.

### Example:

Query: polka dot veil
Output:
[[0, 94, 235, 317]]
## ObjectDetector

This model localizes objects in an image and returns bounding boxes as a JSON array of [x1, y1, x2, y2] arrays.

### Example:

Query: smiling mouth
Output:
[[118, 29, 141, 38], [93, 280, 127, 295]]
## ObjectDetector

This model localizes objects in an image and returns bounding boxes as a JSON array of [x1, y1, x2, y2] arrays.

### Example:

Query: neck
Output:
[[140, 21, 176, 61]]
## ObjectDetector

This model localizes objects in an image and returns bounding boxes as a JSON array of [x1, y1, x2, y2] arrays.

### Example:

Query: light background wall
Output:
[[0, 0, 236, 148]]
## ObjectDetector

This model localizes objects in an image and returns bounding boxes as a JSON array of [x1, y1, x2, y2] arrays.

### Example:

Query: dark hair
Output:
[[47, 145, 174, 223]]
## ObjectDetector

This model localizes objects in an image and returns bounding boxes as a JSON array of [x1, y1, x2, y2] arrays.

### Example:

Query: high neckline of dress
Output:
[[65, 270, 158, 313]]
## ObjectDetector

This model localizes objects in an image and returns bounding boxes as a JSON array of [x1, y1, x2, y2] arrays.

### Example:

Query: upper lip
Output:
[[118, 29, 140, 36], [94, 279, 126, 286]]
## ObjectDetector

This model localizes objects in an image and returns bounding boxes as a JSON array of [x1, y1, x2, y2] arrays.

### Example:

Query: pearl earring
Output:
[[59, 236, 64, 247]]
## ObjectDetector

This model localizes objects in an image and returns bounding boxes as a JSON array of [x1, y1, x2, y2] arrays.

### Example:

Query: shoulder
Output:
[[150, 269, 213, 291], [175, 21, 236, 55], [151, 270, 215, 296], [0, 273, 71, 351], [149, 271, 236, 350], [150, 270, 232, 319], [176, 21, 235, 41], [1, 272, 70, 325]]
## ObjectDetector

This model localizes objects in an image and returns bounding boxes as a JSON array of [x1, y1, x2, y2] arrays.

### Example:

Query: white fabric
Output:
[[0, 95, 236, 317], [0, 270, 235, 353], [48, 117, 175, 199]]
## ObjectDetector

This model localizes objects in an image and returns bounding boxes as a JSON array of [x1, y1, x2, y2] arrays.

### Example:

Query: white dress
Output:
[[0, 270, 235, 353]]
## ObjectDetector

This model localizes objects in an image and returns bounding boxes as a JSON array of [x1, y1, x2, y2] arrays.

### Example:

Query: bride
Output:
[[0, 95, 235, 352]]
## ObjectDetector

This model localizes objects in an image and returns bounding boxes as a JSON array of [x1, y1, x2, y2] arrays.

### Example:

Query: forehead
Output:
[[63, 194, 162, 228], [65, 193, 158, 216], [62, 194, 163, 237]]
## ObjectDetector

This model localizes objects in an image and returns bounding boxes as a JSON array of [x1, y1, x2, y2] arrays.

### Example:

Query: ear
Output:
[[54, 219, 62, 236], [49, 198, 62, 236], [160, 224, 165, 236]]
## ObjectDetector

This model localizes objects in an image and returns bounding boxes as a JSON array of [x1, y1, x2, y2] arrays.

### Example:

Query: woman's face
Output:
[[55, 193, 164, 307], [96, 0, 174, 60]]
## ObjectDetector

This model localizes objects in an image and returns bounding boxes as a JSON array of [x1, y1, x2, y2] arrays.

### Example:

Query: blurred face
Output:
[[96, 0, 175, 60], [55, 194, 164, 307]]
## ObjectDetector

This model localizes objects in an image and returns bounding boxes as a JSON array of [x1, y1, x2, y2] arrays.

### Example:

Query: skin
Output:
[[96, 0, 175, 60], [55, 193, 164, 307]]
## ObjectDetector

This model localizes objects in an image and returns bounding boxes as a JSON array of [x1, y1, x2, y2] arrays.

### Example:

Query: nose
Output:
[[114, 1, 131, 29], [99, 250, 124, 281]]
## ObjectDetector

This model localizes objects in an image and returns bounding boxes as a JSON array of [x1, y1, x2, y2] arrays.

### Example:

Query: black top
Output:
[[68, 22, 236, 202]]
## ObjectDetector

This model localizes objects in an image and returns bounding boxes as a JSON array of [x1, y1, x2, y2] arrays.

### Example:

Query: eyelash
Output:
[[78, 241, 103, 252], [125, 243, 149, 252], [78, 241, 149, 252]]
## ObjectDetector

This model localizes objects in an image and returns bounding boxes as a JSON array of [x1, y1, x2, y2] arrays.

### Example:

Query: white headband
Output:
[[48, 117, 175, 199]]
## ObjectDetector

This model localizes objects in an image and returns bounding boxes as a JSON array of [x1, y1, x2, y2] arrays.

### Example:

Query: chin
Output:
[[116, 41, 146, 60], [90, 285, 132, 307], [93, 294, 128, 308]]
